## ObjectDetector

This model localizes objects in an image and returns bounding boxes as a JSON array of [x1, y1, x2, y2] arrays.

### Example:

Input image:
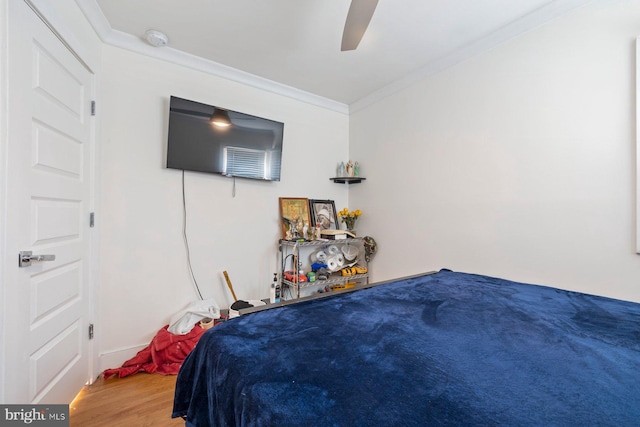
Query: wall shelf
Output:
[[330, 177, 366, 184]]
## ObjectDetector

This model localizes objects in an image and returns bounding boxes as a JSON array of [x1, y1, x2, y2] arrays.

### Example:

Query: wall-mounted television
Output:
[[167, 96, 284, 181]]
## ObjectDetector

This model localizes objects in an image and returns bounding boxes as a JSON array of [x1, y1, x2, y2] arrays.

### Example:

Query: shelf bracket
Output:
[[330, 177, 366, 184]]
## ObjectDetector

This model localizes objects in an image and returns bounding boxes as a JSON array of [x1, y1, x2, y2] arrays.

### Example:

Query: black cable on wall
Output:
[[182, 170, 204, 300]]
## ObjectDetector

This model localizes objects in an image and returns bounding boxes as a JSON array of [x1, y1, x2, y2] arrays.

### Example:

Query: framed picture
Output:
[[279, 197, 311, 239], [309, 199, 338, 231]]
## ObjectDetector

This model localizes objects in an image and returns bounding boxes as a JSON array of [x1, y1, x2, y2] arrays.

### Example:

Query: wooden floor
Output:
[[70, 373, 184, 427]]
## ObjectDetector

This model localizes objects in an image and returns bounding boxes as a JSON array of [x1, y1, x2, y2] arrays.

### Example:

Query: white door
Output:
[[3, 0, 95, 404]]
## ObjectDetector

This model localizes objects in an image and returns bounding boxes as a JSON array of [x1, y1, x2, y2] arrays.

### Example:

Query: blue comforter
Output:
[[173, 270, 640, 426]]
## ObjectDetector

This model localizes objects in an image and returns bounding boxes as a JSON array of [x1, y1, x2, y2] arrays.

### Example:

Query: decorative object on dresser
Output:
[[337, 207, 361, 234], [279, 197, 311, 240], [320, 229, 355, 240], [309, 199, 339, 231]]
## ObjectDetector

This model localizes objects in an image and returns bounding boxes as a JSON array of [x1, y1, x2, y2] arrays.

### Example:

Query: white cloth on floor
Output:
[[168, 299, 220, 335]]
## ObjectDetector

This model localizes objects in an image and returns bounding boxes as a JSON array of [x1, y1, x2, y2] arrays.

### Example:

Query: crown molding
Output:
[[73, 0, 591, 116], [73, 0, 348, 115]]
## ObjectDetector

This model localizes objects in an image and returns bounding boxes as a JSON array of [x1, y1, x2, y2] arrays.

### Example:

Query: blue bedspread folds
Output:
[[172, 270, 640, 426]]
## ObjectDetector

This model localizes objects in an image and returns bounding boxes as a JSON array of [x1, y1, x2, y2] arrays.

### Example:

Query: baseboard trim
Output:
[[98, 344, 147, 374]]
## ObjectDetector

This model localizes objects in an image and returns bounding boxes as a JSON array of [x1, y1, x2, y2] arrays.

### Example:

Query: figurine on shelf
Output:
[[338, 162, 346, 177], [296, 218, 304, 239], [307, 224, 316, 240], [346, 160, 354, 177], [354, 161, 360, 177], [282, 216, 301, 240], [315, 223, 322, 240], [302, 222, 309, 241]]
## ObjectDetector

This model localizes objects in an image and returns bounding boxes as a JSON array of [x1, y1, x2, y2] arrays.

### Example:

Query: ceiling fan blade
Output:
[[341, 0, 379, 51]]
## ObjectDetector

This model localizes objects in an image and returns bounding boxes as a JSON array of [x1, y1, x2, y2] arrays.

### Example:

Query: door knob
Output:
[[18, 251, 55, 267]]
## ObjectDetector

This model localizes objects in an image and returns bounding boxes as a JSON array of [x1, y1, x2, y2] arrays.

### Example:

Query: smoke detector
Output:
[[145, 30, 169, 47]]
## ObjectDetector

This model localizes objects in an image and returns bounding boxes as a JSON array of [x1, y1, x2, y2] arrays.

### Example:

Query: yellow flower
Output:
[[338, 208, 362, 229]]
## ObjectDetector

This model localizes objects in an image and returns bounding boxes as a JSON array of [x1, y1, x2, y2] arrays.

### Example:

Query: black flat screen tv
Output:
[[167, 96, 284, 181]]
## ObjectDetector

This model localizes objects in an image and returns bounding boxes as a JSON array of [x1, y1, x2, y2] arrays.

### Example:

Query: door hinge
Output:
[[91, 100, 96, 116], [88, 324, 94, 340], [89, 212, 95, 228]]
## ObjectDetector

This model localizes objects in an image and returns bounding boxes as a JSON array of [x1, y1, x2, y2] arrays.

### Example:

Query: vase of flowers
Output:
[[338, 208, 361, 234]]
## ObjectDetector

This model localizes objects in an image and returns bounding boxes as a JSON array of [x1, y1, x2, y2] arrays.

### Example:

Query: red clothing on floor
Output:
[[103, 323, 205, 378]]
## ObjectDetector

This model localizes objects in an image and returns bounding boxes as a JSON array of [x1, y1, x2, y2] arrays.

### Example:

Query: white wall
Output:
[[99, 45, 349, 369], [351, 0, 640, 303]]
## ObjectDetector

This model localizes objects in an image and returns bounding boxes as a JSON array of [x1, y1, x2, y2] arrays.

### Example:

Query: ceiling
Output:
[[77, 0, 592, 111]]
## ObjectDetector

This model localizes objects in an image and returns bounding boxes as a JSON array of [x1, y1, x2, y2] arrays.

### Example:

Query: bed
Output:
[[172, 269, 640, 426]]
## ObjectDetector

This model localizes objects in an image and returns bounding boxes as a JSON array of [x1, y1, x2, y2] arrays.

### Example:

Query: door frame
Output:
[[0, 0, 9, 402], [0, 0, 102, 401]]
